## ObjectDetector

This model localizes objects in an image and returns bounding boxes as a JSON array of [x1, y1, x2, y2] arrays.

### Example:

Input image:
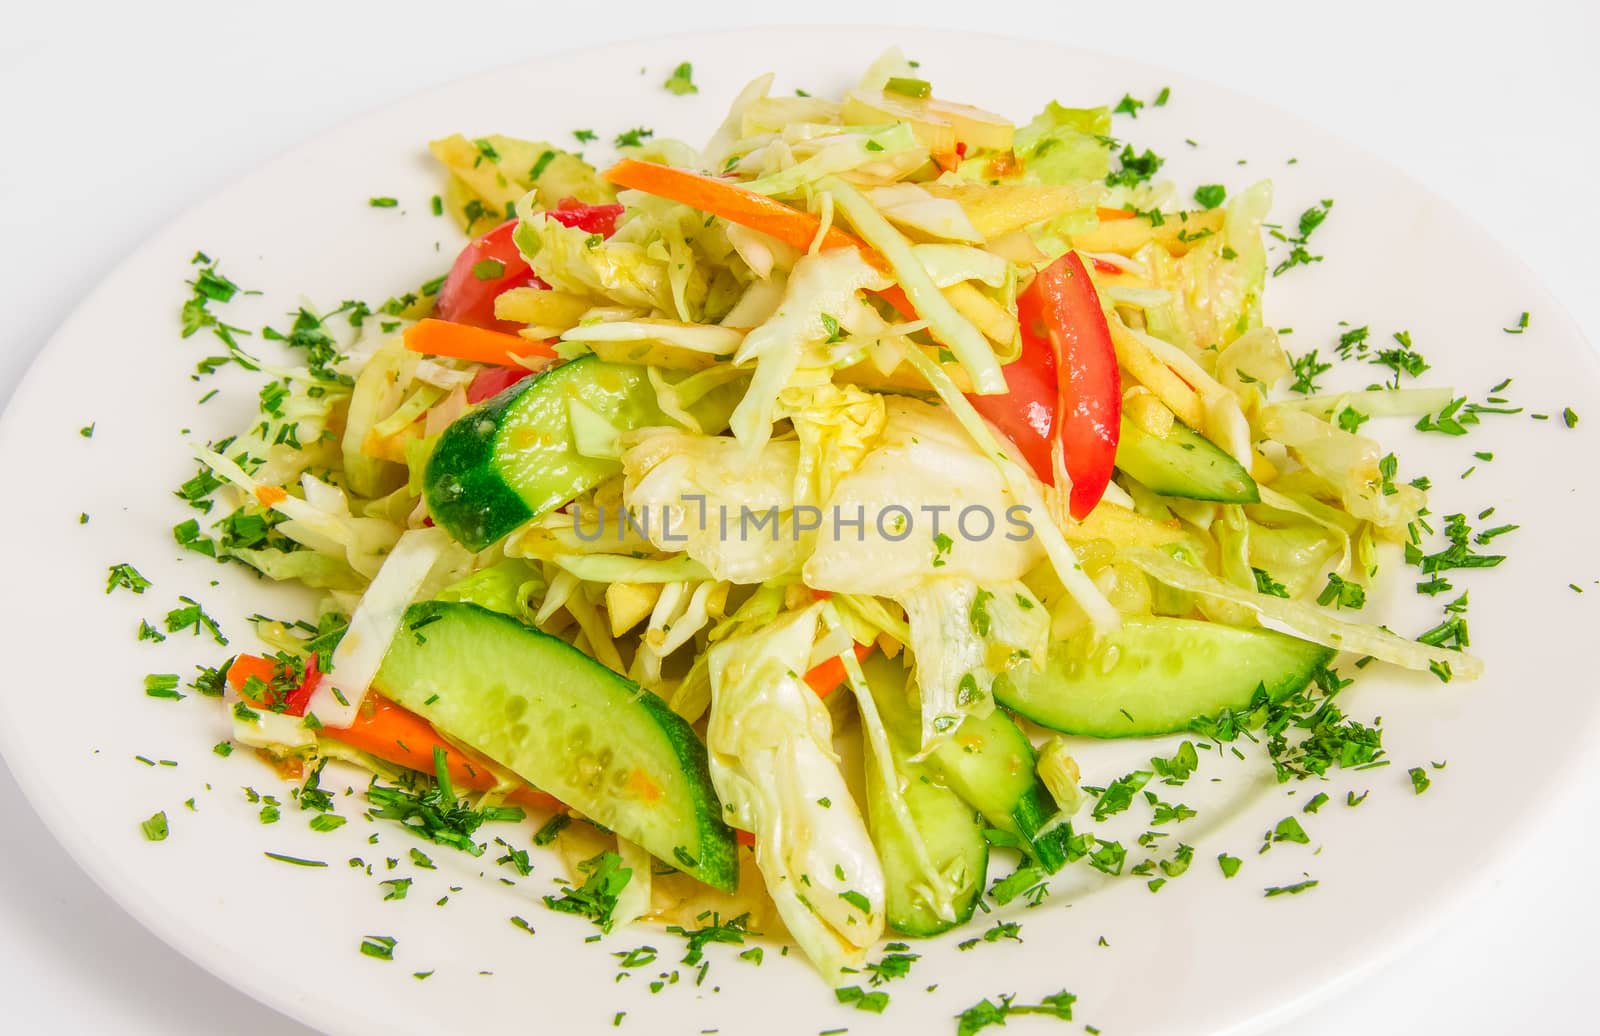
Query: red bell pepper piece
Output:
[[546, 197, 625, 237], [968, 252, 1121, 519], [225, 652, 318, 716]]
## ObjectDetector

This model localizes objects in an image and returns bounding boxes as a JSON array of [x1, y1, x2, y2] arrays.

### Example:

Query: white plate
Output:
[[3, 27, 1597, 1036]]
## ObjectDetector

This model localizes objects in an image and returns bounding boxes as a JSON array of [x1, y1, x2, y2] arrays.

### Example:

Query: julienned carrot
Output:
[[802, 642, 876, 697], [603, 159, 915, 316], [403, 317, 557, 367], [225, 653, 561, 812], [323, 695, 560, 811], [1095, 207, 1138, 221]]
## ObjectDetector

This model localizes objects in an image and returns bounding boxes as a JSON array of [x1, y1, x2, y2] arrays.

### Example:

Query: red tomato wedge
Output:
[[433, 220, 546, 334], [968, 252, 1121, 519]]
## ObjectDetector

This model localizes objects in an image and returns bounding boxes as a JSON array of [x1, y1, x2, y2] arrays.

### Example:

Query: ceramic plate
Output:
[[2, 27, 1597, 1036]]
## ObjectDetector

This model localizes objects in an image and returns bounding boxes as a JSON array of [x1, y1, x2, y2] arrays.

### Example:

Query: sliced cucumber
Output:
[[864, 655, 1069, 873], [860, 655, 986, 937], [996, 616, 1333, 738], [1115, 415, 1259, 503], [423, 357, 744, 550], [373, 601, 738, 891]]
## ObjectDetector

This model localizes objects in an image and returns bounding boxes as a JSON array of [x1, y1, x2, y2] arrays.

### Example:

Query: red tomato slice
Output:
[[433, 221, 546, 334], [466, 365, 534, 404]]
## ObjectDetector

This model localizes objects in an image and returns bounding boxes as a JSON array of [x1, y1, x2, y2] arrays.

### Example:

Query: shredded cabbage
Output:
[[706, 606, 885, 982], [307, 527, 461, 727], [1124, 547, 1483, 678]]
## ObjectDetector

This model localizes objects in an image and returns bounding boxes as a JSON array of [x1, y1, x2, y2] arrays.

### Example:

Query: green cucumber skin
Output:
[[1116, 416, 1260, 503], [996, 617, 1334, 738], [862, 656, 1069, 874], [373, 601, 738, 891], [869, 760, 987, 938], [859, 655, 987, 937], [423, 357, 742, 550]]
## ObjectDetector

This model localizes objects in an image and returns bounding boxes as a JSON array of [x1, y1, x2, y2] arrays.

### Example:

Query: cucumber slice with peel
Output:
[[1115, 415, 1259, 503], [996, 616, 1333, 738], [373, 601, 738, 891], [423, 356, 744, 550]]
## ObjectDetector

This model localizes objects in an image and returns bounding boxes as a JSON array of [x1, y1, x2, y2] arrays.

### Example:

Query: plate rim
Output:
[[3, 23, 1598, 1036]]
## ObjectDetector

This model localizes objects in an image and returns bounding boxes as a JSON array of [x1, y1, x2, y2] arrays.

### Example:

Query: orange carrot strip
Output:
[[225, 654, 561, 812], [1095, 207, 1138, 221], [603, 159, 915, 315], [403, 318, 556, 368], [802, 642, 876, 698]]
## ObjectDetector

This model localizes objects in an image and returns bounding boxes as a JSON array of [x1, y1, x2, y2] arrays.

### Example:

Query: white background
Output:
[[2, 1, 1594, 1032]]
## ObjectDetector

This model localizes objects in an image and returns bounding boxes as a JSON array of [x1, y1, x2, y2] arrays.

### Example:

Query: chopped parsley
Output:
[[359, 935, 397, 961], [1503, 311, 1529, 334], [835, 986, 890, 1014], [573, 128, 598, 144], [543, 851, 632, 933], [1408, 766, 1432, 794], [1112, 93, 1144, 118], [1370, 330, 1429, 386], [613, 127, 655, 149], [1252, 568, 1291, 598], [164, 595, 227, 645], [368, 197, 399, 208], [366, 747, 524, 855], [956, 991, 1076, 1035], [1090, 770, 1153, 821], [1151, 740, 1200, 784], [1316, 573, 1367, 610], [1271, 199, 1333, 276], [1217, 853, 1242, 878], [1288, 349, 1332, 394], [1105, 145, 1163, 188], [989, 865, 1049, 907], [107, 563, 152, 595], [666, 911, 753, 964], [1272, 815, 1310, 845], [140, 811, 169, 842], [1193, 184, 1226, 210], [1264, 878, 1319, 897]]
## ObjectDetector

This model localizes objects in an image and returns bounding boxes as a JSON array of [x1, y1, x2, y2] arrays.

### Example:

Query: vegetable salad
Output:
[[157, 46, 1506, 1019]]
